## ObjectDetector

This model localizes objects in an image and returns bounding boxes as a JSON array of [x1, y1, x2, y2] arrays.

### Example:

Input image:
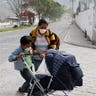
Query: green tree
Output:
[[46, 1, 64, 20], [28, 0, 64, 20]]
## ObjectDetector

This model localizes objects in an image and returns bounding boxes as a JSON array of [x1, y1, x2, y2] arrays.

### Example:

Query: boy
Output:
[[8, 36, 33, 92]]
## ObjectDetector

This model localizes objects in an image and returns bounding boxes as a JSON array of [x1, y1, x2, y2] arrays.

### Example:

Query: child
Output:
[[8, 36, 33, 93]]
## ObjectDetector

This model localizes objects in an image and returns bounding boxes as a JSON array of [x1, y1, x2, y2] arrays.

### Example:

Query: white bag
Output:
[[36, 58, 51, 76]]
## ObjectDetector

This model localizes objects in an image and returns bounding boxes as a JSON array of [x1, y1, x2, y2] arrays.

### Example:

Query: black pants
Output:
[[20, 68, 32, 90]]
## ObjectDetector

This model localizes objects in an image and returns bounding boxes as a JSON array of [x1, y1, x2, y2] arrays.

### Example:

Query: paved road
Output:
[[0, 14, 96, 96], [60, 44, 96, 96], [0, 14, 71, 96]]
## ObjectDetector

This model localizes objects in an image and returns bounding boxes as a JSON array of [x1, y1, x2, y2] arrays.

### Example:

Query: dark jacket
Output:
[[45, 49, 83, 90]]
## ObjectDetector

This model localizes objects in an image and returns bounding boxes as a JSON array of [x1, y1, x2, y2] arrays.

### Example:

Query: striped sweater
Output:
[[30, 27, 57, 50]]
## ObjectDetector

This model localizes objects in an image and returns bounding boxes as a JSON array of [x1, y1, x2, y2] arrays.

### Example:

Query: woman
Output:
[[30, 19, 57, 70]]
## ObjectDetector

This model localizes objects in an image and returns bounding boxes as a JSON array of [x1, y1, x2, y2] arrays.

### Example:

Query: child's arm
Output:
[[13, 52, 25, 61], [8, 48, 24, 62]]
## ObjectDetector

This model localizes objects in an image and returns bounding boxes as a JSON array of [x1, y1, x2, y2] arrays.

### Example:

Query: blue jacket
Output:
[[8, 46, 26, 71]]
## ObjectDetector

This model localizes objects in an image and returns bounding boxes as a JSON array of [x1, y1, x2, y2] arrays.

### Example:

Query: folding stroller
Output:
[[22, 49, 83, 96], [22, 56, 68, 96]]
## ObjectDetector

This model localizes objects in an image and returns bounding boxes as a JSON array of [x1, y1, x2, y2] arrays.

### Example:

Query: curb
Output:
[[61, 21, 96, 49], [63, 40, 96, 49]]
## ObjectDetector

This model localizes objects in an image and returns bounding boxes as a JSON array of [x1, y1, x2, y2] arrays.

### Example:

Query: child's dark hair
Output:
[[20, 36, 31, 45], [38, 19, 48, 26]]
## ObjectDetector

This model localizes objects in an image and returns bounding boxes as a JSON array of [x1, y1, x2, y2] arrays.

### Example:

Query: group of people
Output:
[[8, 19, 60, 93]]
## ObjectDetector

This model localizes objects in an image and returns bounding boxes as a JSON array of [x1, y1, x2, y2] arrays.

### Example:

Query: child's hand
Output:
[[15, 52, 25, 60], [29, 49, 33, 54], [18, 52, 25, 57]]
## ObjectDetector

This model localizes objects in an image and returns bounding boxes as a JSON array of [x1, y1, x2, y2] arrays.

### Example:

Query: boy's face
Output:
[[22, 43, 31, 49]]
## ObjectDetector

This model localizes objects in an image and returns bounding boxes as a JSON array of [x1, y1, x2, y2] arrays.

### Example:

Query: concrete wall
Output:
[[0, 22, 11, 29], [0, 22, 19, 29], [75, 8, 96, 42]]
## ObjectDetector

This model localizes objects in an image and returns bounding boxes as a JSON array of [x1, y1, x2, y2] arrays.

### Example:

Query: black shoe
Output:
[[18, 87, 28, 93], [33, 91, 44, 96]]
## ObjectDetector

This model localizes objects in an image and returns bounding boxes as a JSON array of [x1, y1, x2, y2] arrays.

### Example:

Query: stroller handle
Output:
[[21, 56, 25, 62]]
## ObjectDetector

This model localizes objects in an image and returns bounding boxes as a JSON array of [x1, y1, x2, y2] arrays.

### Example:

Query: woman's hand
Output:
[[33, 50, 39, 53], [40, 54, 45, 59]]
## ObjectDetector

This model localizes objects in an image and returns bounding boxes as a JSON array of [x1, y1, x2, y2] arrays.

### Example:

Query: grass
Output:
[[0, 25, 32, 32]]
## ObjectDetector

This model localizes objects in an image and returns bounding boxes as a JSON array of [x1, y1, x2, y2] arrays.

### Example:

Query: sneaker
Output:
[[33, 91, 44, 96], [18, 87, 28, 93]]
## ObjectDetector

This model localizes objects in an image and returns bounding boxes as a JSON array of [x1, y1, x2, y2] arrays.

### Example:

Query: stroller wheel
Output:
[[18, 87, 28, 93]]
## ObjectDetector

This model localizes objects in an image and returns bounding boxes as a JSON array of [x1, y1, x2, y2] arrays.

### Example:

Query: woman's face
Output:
[[39, 23, 48, 29], [38, 23, 48, 34]]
